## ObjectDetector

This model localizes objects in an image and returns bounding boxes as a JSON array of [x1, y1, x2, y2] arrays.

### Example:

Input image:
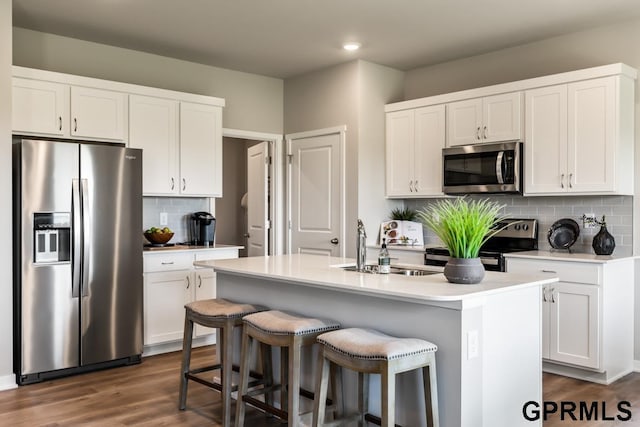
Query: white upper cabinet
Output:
[[386, 105, 445, 198], [70, 86, 127, 142], [129, 97, 223, 197], [12, 78, 68, 137], [179, 102, 223, 197], [447, 92, 522, 146], [129, 95, 180, 195], [12, 78, 127, 142], [525, 76, 634, 195]]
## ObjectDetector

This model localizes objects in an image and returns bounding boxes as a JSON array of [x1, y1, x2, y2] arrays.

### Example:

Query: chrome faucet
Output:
[[356, 219, 367, 271]]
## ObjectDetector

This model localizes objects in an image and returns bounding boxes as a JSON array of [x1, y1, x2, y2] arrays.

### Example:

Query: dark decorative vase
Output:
[[592, 222, 615, 255], [443, 257, 485, 284]]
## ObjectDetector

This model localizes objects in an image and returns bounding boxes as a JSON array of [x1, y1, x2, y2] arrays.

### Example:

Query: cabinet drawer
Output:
[[506, 258, 601, 285], [195, 249, 239, 261], [144, 252, 194, 272]]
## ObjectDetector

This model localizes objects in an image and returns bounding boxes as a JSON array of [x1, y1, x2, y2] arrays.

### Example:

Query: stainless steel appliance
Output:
[[13, 138, 143, 385], [189, 211, 216, 246], [442, 141, 523, 194], [425, 218, 538, 272]]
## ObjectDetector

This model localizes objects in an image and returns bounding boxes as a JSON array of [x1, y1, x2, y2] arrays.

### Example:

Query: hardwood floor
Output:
[[1, 347, 639, 426]]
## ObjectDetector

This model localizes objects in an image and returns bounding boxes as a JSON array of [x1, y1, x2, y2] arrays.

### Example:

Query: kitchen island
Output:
[[195, 254, 558, 427]]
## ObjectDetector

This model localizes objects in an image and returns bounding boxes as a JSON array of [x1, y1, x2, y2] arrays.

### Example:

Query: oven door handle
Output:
[[496, 151, 505, 184]]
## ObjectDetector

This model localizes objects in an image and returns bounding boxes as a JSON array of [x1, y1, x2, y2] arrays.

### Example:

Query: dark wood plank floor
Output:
[[1, 346, 639, 426]]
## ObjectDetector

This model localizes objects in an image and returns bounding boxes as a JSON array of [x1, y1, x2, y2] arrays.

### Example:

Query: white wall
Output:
[[13, 28, 284, 134], [0, 0, 13, 389], [404, 17, 640, 361]]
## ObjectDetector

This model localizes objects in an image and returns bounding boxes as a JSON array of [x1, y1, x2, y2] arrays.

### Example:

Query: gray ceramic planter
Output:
[[443, 257, 485, 284]]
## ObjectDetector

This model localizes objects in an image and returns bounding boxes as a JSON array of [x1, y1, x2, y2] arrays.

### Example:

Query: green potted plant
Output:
[[417, 197, 507, 284]]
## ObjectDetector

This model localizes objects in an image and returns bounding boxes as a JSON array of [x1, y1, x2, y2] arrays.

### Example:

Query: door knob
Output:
[[244, 233, 250, 238], [330, 238, 339, 245]]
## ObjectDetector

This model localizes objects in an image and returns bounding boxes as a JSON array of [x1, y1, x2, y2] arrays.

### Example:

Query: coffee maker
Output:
[[189, 211, 216, 246]]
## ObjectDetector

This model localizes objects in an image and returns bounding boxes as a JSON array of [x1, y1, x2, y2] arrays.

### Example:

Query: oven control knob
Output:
[[514, 224, 521, 230], [522, 224, 529, 231]]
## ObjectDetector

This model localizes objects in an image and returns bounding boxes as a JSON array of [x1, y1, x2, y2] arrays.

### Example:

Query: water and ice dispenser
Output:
[[33, 212, 71, 264]]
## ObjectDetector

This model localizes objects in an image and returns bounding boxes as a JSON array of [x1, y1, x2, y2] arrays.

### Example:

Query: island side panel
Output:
[[481, 286, 542, 427], [216, 271, 465, 427]]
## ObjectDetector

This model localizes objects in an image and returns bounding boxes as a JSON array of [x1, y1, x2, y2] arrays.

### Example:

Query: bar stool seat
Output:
[[235, 310, 341, 427], [178, 298, 267, 427], [313, 327, 439, 427]]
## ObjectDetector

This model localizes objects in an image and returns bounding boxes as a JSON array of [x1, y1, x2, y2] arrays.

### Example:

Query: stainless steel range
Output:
[[424, 218, 538, 272]]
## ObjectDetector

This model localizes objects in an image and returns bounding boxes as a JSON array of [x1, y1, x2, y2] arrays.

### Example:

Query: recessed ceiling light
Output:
[[343, 42, 361, 51]]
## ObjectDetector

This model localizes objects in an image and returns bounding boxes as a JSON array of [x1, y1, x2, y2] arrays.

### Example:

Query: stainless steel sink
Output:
[[340, 264, 440, 276]]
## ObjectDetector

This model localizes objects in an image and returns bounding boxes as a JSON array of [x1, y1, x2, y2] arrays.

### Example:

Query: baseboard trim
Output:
[[0, 373, 17, 391], [633, 360, 640, 372]]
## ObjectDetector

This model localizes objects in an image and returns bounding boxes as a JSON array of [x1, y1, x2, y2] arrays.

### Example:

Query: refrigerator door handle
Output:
[[81, 179, 91, 297], [72, 179, 82, 298]]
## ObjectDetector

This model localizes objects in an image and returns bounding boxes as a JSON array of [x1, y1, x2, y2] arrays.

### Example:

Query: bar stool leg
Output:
[[357, 372, 368, 426], [312, 347, 330, 426], [329, 362, 343, 419], [288, 338, 302, 427], [235, 328, 253, 427], [221, 322, 234, 427], [423, 355, 440, 427], [178, 315, 194, 410], [281, 347, 289, 412], [381, 366, 395, 427], [260, 343, 274, 409]]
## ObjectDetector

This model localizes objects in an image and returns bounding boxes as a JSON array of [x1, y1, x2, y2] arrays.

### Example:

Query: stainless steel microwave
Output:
[[442, 141, 522, 194]]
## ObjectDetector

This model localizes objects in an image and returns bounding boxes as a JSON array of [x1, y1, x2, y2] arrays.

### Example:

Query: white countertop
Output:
[[504, 250, 638, 263], [194, 254, 557, 304], [143, 243, 243, 254]]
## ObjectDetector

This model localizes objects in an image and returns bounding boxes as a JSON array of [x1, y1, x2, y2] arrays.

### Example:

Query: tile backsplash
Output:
[[143, 197, 210, 243], [405, 195, 633, 256]]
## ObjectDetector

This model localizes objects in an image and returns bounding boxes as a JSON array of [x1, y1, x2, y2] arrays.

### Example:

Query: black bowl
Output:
[[547, 218, 580, 250]]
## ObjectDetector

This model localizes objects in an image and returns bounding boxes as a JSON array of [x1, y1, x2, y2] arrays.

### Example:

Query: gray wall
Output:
[[215, 137, 249, 254], [0, 1, 13, 388], [13, 27, 284, 134], [284, 61, 360, 256], [284, 60, 405, 256]]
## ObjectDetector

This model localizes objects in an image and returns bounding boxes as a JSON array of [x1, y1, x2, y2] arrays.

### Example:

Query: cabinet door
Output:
[[193, 268, 216, 338], [129, 95, 179, 195], [567, 77, 616, 193], [12, 78, 68, 136], [413, 105, 445, 196], [144, 270, 192, 345], [71, 86, 127, 141], [548, 282, 600, 369], [446, 98, 482, 146], [385, 110, 415, 197], [524, 85, 568, 194], [483, 92, 522, 142], [179, 102, 222, 196]]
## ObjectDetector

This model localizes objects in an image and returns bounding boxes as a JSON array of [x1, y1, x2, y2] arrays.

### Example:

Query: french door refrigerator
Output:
[[13, 138, 143, 385]]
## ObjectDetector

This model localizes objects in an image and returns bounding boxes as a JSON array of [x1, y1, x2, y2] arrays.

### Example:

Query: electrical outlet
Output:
[[159, 212, 168, 226], [582, 213, 597, 229]]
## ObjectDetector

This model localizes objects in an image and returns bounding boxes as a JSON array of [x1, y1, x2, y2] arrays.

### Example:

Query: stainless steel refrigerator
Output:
[[13, 138, 143, 385]]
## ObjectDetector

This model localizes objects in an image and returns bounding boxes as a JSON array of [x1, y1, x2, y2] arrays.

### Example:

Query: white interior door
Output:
[[246, 141, 269, 256], [287, 127, 344, 257]]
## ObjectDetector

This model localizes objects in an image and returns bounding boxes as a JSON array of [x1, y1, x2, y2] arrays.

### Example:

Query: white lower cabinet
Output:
[[143, 248, 239, 353], [506, 255, 633, 384]]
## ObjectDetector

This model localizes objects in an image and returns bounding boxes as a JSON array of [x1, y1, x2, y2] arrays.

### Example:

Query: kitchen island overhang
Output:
[[195, 254, 558, 427]]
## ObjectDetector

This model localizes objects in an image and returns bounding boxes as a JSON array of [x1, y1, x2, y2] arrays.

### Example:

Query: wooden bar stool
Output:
[[235, 310, 341, 427], [178, 298, 266, 427], [313, 328, 439, 427]]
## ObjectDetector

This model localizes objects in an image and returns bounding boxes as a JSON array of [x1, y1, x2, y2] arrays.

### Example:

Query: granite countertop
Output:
[[194, 254, 557, 304], [504, 250, 638, 263]]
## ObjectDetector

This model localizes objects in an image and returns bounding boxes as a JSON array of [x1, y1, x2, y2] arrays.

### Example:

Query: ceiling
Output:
[[12, 0, 640, 79]]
